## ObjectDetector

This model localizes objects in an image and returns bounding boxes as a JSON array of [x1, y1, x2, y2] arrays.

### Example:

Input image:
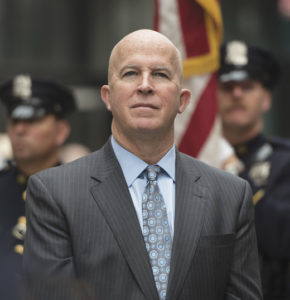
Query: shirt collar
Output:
[[111, 136, 176, 187]]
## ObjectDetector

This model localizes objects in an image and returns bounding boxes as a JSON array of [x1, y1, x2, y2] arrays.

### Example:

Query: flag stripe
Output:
[[153, 0, 160, 30], [182, 0, 222, 77], [178, 0, 209, 58], [174, 74, 210, 146], [154, 0, 223, 167], [178, 73, 217, 157], [156, 0, 186, 58]]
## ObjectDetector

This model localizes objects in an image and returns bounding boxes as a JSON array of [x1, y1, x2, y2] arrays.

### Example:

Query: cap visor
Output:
[[219, 70, 249, 83], [10, 105, 46, 120]]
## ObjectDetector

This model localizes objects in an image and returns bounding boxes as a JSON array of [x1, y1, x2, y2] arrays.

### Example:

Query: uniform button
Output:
[[16, 173, 26, 185], [14, 244, 24, 255], [22, 190, 26, 201], [12, 216, 26, 240]]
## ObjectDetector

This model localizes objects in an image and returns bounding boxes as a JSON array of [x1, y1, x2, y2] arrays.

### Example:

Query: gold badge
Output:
[[14, 244, 24, 255], [249, 162, 270, 186], [12, 216, 26, 240], [16, 173, 27, 185], [22, 190, 26, 201]]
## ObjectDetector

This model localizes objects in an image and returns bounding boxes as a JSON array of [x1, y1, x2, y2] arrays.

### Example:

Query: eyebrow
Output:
[[154, 67, 171, 74], [119, 65, 138, 75], [119, 65, 172, 75]]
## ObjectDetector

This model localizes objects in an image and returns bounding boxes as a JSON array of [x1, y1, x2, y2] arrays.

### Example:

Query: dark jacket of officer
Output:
[[219, 42, 290, 299], [235, 134, 290, 299], [0, 74, 76, 300]]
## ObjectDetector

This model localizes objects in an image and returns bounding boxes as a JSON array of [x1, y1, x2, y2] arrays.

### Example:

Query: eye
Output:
[[154, 72, 169, 79], [241, 82, 255, 91], [122, 70, 138, 77], [219, 83, 234, 92]]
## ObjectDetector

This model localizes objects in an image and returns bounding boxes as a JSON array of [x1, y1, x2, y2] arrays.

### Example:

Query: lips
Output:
[[226, 105, 245, 113], [131, 103, 158, 109]]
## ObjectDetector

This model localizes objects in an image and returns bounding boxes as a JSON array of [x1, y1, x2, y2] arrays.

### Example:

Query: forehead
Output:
[[111, 35, 181, 73]]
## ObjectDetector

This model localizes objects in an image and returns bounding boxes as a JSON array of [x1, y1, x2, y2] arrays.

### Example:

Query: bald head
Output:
[[100, 28, 191, 158], [107, 29, 183, 83]]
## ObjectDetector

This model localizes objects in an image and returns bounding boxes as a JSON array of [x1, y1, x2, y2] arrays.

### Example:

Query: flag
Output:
[[154, 0, 225, 167]]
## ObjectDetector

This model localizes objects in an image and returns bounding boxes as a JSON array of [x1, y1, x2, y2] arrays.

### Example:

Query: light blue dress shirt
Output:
[[111, 136, 176, 237]]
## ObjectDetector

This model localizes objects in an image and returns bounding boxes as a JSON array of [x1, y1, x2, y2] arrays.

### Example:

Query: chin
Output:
[[133, 121, 160, 131], [135, 127, 157, 134], [224, 116, 247, 126]]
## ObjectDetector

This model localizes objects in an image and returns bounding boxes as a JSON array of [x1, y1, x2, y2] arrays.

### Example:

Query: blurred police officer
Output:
[[0, 74, 76, 299], [218, 41, 290, 299]]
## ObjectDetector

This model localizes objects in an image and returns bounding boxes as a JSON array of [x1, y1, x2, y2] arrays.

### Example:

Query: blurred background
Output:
[[0, 0, 290, 151]]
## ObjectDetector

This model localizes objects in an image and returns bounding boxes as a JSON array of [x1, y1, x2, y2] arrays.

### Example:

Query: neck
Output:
[[16, 152, 60, 176], [112, 125, 174, 165], [223, 122, 263, 146]]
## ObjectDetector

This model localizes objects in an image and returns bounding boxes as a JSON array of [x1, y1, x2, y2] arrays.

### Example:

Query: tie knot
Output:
[[146, 165, 160, 181]]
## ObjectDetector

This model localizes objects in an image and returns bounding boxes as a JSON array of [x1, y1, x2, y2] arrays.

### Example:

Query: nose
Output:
[[231, 85, 243, 98], [137, 73, 153, 95]]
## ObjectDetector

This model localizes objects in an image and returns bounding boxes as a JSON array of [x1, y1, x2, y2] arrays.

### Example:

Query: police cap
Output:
[[219, 41, 281, 89], [0, 74, 77, 120]]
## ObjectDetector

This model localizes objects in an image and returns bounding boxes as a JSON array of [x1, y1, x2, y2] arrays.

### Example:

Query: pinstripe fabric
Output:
[[23, 140, 262, 300]]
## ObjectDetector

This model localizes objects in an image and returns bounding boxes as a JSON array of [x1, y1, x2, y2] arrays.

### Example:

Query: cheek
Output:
[[249, 103, 263, 118], [109, 98, 123, 117], [218, 102, 228, 115], [110, 92, 131, 116], [218, 97, 233, 115], [7, 128, 14, 140], [217, 91, 225, 107], [161, 87, 179, 103], [31, 127, 58, 145], [217, 100, 226, 116]]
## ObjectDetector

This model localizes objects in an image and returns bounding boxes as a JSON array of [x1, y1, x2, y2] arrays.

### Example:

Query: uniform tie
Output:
[[142, 165, 172, 300]]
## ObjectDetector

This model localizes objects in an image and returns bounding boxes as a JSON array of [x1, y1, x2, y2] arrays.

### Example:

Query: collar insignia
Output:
[[249, 161, 270, 186]]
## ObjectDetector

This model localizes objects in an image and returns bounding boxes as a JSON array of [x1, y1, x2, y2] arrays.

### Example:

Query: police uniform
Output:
[[219, 41, 290, 299], [0, 75, 76, 300]]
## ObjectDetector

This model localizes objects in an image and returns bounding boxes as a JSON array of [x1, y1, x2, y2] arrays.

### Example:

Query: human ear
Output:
[[56, 120, 70, 146], [261, 89, 271, 113], [101, 85, 112, 111], [178, 89, 191, 113]]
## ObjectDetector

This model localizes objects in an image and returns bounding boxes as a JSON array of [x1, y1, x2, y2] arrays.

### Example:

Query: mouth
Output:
[[227, 105, 245, 113], [131, 103, 158, 110]]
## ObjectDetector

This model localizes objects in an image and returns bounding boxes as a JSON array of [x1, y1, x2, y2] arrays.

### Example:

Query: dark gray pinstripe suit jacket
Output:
[[23, 140, 262, 300]]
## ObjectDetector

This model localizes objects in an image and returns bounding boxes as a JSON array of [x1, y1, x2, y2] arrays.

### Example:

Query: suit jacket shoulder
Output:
[[29, 141, 121, 200], [177, 151, 249, 196]]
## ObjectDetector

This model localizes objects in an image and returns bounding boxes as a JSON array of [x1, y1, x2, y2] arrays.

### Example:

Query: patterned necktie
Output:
[[142, 165, 172, 300]]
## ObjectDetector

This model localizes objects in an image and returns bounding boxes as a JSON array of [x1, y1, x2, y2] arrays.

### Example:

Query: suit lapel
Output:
[[167, 152, 207, 300], [89, 141, 159, 300]]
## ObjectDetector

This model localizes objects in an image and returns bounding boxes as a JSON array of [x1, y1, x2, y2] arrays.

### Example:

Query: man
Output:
[[24, 30, 262, 300], [218, 40, 290, 299], [0, 74, 76, 300]]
